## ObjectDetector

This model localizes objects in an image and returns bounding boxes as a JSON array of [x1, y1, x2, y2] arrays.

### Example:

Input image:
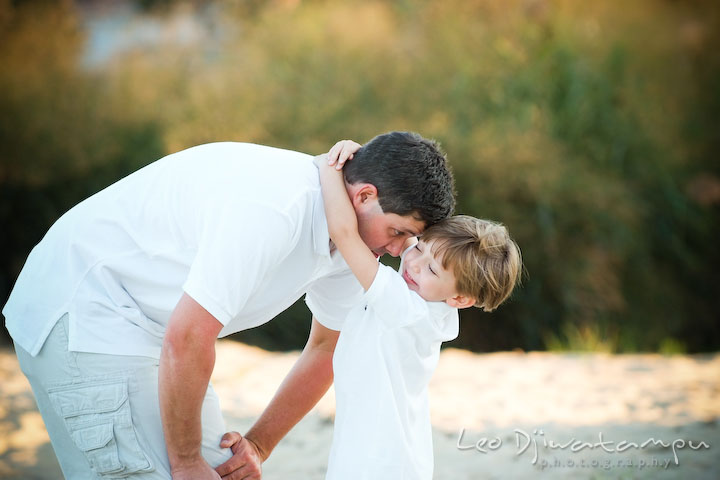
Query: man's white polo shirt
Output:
[[3, 142, 363, 358]]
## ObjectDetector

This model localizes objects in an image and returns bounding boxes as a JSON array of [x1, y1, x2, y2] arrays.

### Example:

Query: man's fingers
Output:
[[215, 435, 263, 478], [221, 464, 262, 480], [220, 431, 243, 448], [214, 454, 246, 477]]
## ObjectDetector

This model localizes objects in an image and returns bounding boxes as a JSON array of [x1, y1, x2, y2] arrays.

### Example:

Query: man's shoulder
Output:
[[166, 142, 313, 170], [171, 141, 320, 198], [180, 141, 312, 161]]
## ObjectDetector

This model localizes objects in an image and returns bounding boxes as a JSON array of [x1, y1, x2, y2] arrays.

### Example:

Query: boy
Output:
[[315, 150, 522, 479]]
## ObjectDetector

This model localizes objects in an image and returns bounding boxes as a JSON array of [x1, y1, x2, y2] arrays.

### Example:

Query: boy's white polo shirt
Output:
[[3, 142, 363, 358], [327, 250, 459, 480]]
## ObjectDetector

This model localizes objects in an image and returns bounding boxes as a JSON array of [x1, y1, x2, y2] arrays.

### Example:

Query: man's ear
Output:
[[349, 183, 378, 209], [446, 295, 476, 309]]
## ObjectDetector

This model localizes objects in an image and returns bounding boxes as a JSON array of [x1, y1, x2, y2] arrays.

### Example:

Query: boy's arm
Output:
[[315, 156, 378, 291]]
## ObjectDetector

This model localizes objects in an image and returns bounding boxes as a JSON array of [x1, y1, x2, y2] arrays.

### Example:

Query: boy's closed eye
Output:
[[413, 243, 438, 276]]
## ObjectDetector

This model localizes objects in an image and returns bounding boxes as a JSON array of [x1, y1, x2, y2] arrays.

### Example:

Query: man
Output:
[[3, 131, 455, 479]]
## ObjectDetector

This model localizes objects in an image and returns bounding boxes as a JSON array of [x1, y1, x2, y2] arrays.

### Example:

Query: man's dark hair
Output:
[[343, 131, 456, 226]]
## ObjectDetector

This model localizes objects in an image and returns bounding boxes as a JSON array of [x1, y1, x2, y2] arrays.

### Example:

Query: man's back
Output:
[[4, 142, 361, 358]]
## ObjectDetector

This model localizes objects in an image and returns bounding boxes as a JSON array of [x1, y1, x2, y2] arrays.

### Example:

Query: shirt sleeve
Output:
[[305, 268, 364, 331], [363, 263, 428, 329], [183, 203, 295, 326]]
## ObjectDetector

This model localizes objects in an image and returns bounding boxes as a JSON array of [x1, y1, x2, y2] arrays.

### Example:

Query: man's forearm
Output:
[[159, 294, 223, 475], [159, 335, 216, 470], [243, 338, 335, 460]]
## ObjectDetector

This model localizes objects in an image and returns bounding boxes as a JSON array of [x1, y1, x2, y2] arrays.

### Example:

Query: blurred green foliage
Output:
[[1, 0, 718, 352]]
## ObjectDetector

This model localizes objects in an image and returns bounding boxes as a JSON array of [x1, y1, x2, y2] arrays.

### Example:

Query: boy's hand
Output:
[[327, 140, 362, 170]]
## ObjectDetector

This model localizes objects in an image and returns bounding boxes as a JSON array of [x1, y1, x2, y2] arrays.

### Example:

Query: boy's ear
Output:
[[446, 295, 475, 309]]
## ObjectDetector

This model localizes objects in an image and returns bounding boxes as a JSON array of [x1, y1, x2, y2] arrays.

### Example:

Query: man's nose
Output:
[[386, 239, 404, 257]]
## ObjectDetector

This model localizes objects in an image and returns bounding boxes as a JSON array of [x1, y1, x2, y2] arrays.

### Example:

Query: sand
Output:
[[1, 341, 718, 479]]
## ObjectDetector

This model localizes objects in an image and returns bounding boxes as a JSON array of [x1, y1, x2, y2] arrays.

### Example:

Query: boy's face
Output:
[[401, 239, 460, 303]]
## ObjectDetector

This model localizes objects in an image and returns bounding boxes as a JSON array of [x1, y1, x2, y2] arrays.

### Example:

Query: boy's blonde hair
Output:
[[421, 215, 522, 311]]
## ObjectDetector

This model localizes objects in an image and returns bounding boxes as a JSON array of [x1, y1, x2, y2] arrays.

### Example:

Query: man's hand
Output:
[[327, 140, 362, 170], [221, 318, 336, 479], [215, 432, 263, 480], [172, 459, 221, 480]]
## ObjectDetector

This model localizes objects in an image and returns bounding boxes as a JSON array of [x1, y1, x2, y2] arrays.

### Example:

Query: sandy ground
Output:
[[1, 341, 718, 479]]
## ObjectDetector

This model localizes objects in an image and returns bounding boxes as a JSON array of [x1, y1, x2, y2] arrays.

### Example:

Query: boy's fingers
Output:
[[342, 146, 355, 162], [327, 146, 339, 165], [328, 141, 347, 165], [328, 140, 361, 168], [336, 151, 353, 169], [336, 141, 361, 169]]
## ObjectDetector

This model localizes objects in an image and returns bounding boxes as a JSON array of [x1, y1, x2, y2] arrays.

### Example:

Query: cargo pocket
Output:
[[48, 377, 154, 478]]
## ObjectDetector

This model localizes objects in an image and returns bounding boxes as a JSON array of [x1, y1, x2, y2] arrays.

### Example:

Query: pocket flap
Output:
[[71, 422, 114, 451], [49, 378, 128, 418]]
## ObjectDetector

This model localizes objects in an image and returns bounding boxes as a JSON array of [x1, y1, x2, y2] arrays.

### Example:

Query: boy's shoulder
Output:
[[366, 263, 458, 338]]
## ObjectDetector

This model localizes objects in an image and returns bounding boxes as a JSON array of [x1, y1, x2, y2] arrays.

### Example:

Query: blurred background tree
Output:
[[1, 0, 718, 353]]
